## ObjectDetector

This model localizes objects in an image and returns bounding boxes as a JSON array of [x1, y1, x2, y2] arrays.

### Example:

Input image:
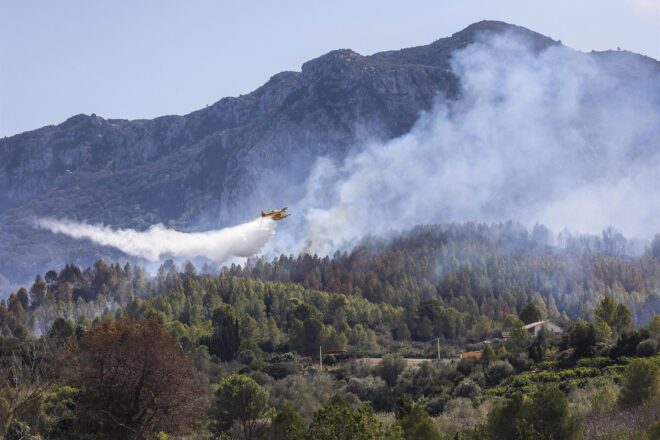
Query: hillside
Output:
[[1, 20, 659, 284], [1, 225, 659, 438]]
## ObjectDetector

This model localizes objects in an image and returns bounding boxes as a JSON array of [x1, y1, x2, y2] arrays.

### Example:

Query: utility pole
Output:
[[437, 338, 440, 361], [319, 346, 322, 369]]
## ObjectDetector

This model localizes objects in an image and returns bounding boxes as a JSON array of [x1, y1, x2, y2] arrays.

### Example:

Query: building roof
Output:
[[523, 320, 548, 330], [460, 351, 482, 359]]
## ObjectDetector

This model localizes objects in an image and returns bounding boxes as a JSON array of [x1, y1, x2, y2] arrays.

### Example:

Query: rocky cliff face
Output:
[[0, 20, 657, 284]]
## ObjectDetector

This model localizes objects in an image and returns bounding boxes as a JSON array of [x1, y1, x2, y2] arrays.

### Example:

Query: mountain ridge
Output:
[[0, 20, 659, 285]]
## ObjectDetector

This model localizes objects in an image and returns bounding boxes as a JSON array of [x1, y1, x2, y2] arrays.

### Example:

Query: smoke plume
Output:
[[32, 31, 660, 264], [273, 31, 660, 255], [35, 217, 276, 262]]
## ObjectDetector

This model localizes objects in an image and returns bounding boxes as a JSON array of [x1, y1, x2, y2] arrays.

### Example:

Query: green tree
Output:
[[480, 344, 497, 364], [376, 354, 407, 387], [595, 297, 632, 334], [453, 378, 481, 400], [506, 327, 529, 354], [306, 396, 402, 440], [618, 358, 660, 408], [487, 385, 582, 440], [47, 318, 75, 344], [29, 275, 47, 308], [291, 318, 326, 356], [210, 374, 270, 440], [503, 314, 525, 331], [397, 405, 441, 440], [486, 360, 514, 386], [525, 385, 582, 440], [486, 393, 527, 439], [636, 339, 658, 356], [269, 404, 306, 440], [205, 304, 240, 362], [649, 315, 660, 340], [183, 261, 197, 277], [567, 319, 597, 358], [15, 288, 29, 311], [519, 302, 543, 325]]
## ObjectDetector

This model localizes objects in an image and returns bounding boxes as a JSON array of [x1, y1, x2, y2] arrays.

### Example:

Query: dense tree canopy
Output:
[[0, 222, 659, 439]]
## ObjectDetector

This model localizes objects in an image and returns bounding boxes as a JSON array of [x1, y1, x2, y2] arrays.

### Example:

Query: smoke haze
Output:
[[273, 32, 660, 255], [35, 217, 277, 263], [32, 31, 660, 265]]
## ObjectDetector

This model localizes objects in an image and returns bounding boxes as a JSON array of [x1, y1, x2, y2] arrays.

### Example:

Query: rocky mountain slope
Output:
[[0, 20, 658, 284]]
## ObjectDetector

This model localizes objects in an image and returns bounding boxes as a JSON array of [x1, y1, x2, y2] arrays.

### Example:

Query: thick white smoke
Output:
[[274, 32, 660, 255], [35, 217, 276, 262], [32, 31, 660, 264]]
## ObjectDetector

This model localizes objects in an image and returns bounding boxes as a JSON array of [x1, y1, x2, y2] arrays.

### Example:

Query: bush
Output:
[[481, 344, 497, 364], [262, 361, 298, 379], [346, 376, 392, 411], [486, 360, 514, 385], [636, 338, 658, 357], [618, 358, 660, 408], [457, 358, 476, 376], [376, 354, 407, 387], [591, 385, 617, 413], [238, 349, 257, 364], [453, 378, 481, 399], [270, 352, 297, 363], [397, 405, 441, 440], [269, 404, 306, 440], [307, 396, 403, 440], [6, 420, 31, 440], [575, 356, 614, 368], [422, 392, 450, 416]]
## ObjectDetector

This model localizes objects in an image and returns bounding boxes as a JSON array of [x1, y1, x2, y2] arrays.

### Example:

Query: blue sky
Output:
[[1, 0, 658, 137]]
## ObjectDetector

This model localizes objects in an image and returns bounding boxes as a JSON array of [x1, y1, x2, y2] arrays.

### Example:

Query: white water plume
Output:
[[35, 217, 277, 262]]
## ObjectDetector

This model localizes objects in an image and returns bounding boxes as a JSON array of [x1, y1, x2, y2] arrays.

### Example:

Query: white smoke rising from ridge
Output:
[[271, 32, 660, 256], [31, 32, 660, 265], [35, 217, 277, 262]]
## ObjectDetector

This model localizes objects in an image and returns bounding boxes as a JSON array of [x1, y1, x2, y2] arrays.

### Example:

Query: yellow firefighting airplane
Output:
[[261, 207, 289, 221]]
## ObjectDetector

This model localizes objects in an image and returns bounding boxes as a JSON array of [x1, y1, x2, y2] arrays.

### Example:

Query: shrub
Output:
[[307, 396, 403, 440], [376, 354, 407, 387], [618, 358, 660, 408], [591, 385, 617, 413], [397, 405, 441, 440], [575, 356, 614, 368], [238, 349, 257, 364], [453, 378, 481, 399], [269, 404, 306, 440], [6, 420, 31, 440], [486, 360, 514, 385], [636, 338, 658, 357], [346, 376, 392, 411]]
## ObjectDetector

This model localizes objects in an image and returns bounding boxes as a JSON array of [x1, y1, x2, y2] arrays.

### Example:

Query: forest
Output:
[[0, 222, 659, 439]]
